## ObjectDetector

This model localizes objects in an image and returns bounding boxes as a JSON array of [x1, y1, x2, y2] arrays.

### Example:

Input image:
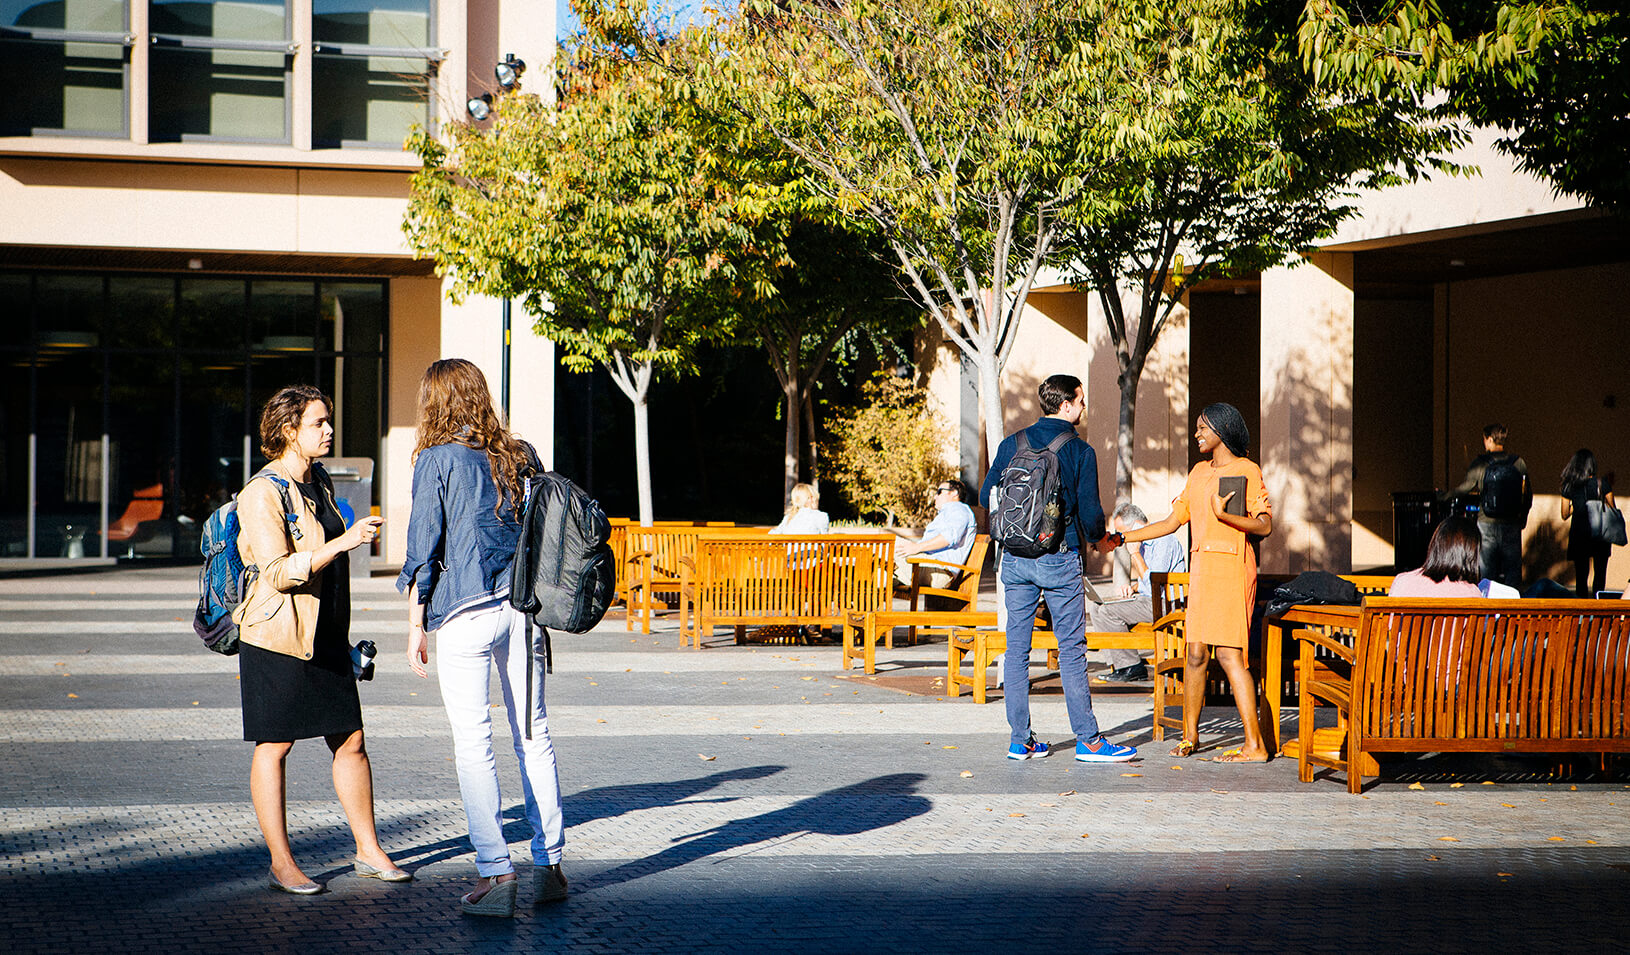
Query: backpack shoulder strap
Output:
[[248, 467, 302, 543], [1044, 431, 1074, 453], [1013, 430, 1030, 454]]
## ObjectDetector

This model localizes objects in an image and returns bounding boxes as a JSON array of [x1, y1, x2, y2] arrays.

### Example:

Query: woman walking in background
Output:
[[401, 359, 567, 918], [1115, 402, 1274, 762], [1561, 449, 1615, 597], [237, 385, 405, 894]]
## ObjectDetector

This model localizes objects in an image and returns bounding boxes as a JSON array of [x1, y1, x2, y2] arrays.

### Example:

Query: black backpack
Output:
[[1480, 454, 1527, 521], [990, 430, 1074, 557], [510, 471, 615, 636]]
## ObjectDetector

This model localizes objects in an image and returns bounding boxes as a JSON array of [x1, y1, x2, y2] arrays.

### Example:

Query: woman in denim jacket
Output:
[[400, 359, 567, 917]]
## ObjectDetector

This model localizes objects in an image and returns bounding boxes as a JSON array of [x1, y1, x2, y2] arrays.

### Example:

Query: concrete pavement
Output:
[[1, 566, 1626, 953]]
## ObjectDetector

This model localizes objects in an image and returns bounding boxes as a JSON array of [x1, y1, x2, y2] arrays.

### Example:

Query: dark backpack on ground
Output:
[[192, 468, 300, 655], [1480, 454, 1527, 521], [990, 430, 1074, 557]]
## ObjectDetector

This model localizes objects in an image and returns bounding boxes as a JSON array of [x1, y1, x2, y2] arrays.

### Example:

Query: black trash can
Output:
[[1391, 491, 1445, 573]]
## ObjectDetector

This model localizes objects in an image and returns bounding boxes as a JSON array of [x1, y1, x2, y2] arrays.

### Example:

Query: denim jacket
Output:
[[396, 443, 527, 631]]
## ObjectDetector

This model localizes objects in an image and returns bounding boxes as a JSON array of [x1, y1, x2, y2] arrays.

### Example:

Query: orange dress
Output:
[[1170, 459, 1272, 649]]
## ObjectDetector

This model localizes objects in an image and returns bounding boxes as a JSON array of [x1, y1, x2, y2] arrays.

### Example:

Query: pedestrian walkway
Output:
[[1, 567, 1625, 953]]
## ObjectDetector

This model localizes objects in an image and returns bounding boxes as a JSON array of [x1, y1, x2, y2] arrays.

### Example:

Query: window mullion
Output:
[[291, 0, 312, 149]]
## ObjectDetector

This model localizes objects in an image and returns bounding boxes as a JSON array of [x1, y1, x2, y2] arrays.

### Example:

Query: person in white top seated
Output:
[[893, 478, 978, 594], [770, 483, 830, 535], [1389, 517, 1485, 598]]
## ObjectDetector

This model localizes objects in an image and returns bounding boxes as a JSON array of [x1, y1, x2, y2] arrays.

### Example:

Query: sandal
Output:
[[1211, 748, 1270, 763], [1169, 739, 1196, 758], [461, 877, 518, 917]]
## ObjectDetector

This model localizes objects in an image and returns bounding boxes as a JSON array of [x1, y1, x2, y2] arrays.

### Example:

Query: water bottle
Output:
[[351, 640, 377, 681]]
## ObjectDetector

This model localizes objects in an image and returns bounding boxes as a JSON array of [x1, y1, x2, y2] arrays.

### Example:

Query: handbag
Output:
[[1585, 499, 1628, 546]]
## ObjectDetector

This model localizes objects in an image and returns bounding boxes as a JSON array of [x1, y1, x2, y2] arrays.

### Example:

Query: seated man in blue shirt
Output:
[[893, 479, 978, 594], [1091, 503, 1186, 683]]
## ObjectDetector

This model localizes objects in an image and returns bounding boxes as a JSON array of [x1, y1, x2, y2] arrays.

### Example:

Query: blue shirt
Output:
[[397, 443, 526, 631], [922, 500, 977, 566], [979, 416, 1106, 551], [1136, 532, 1187, 593]]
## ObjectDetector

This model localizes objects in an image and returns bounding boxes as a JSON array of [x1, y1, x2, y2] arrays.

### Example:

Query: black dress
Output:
[[240, 477, 362, 743]]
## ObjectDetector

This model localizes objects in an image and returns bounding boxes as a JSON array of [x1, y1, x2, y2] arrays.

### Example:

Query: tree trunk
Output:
[[978, 350, 1004, 467], [1111, 370, 1141, 589], [801, 386, 818, 492], [633, 388, 653, 526], [782, 375, 801, 505]]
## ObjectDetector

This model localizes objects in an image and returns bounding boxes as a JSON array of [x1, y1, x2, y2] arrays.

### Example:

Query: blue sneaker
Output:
[[1075, 737, 1137, 762], [1007, 735, 1050, 760]]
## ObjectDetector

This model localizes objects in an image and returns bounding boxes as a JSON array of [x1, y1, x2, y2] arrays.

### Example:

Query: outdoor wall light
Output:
[[467, 93, 493, 121], [495, 54, 526, 90]]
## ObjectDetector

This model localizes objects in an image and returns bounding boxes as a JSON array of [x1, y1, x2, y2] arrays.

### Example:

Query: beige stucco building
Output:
[[1, 0, 554, 569], [926, 130, 1630, 590]]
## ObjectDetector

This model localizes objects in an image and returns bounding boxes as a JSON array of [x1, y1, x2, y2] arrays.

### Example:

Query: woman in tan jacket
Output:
[[236, 385, 404, 894]]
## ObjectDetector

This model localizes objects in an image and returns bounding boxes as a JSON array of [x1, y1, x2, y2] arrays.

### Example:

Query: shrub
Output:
[[824, 374, 957, 527]]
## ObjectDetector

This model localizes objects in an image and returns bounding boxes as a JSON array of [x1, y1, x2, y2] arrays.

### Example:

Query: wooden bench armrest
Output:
[[1152, 609, 1186, 631], [1292, 628, 1356, 663], [905, 554, 968, 571], [1302, 675, 1351, 710]]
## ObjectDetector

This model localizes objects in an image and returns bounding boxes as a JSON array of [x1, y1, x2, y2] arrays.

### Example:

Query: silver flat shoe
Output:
[[353, 858, 412, 882], [461, 878, 517, 917], [268, 867, 323, 895], [534, 863, 568, 905]]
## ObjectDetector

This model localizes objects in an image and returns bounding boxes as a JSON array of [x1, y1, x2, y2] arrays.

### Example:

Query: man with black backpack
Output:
[[980, 374, 1134, 763], [1446, 423, 1531, 588]]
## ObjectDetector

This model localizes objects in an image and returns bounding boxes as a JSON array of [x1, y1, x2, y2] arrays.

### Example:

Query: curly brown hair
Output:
[[413, 358, 533, 519], [259, 385, 333, 460]]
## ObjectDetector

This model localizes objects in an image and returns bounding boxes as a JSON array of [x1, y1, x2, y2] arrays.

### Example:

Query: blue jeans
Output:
[[1001, 548, 1101, 747]]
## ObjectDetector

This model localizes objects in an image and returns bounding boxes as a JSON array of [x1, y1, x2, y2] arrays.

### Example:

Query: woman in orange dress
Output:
[[1116, 403, 1274, 761]]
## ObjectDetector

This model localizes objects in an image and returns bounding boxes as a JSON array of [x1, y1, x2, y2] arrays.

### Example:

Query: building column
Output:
[[1258, 253, 1354, 573]]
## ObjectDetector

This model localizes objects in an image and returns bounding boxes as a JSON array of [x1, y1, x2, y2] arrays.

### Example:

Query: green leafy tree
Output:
[[825, 374, 958, 527], [403, 30, 782, 524], [743, 222, 924, 503], [1298, 1, 1629, 209], [1058, 0, 1463, 522], [666, 0, 1123, 465]]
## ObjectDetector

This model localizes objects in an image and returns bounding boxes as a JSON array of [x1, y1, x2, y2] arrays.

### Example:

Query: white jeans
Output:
[[434, 601, 565, 876]]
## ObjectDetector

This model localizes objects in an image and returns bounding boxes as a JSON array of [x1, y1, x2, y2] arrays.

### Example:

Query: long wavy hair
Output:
[[413, 359, 532, 519], [1561, 448, 1597, 497]]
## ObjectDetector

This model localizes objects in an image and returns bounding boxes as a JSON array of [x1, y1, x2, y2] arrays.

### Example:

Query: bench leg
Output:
[[972, 637, 988, 705], [947, 641, 963, 699], [734, 625, 746, 645]]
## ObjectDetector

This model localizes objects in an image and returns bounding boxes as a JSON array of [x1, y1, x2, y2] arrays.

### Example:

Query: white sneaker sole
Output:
[[1074, 750, 1136, 762]]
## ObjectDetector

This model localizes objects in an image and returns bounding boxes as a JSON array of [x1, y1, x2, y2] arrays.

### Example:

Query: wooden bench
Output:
[[623, 524, 764, 633], [1150, 573, 1394, 744], [943, 573, 1189, 702], [610, 520, 734, 611], [841, 536, 991, 673], [1296, 597, 1630, 792], [679, 534, 894, 648]]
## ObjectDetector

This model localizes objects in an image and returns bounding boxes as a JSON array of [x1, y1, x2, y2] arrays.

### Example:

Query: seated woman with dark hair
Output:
[[1389, 516, 1484, 597]]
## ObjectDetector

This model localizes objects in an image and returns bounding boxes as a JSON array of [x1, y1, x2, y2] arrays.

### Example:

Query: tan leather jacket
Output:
[[232, 461, 339, 660]]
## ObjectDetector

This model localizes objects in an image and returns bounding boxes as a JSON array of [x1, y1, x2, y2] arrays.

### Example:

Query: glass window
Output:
[[149, 47, 288, 141], [0, 38, 128, 135], [312, 52, 427, 146], [249, 280, 316, 351], [149, 0, 286, 41], [35, 273, 103, 348], [178, 354, 247, 518], [108, 275, 175, 349], [178, 278, 245, 345], [107, 352, 176, 556], [313, 0, 427, 47], [33, 349, 103, 558], [0, 355, 28, 557], [0, 272, 30, 346], [319, 281, 382, 352]]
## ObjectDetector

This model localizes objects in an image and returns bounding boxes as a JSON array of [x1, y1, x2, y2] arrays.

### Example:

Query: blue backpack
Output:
[[192, 469, 301, 655]]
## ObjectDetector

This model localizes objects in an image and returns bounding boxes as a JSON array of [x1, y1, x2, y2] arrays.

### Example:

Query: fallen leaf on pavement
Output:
[[1409, 782, 1425, 790], [1059, 790, 1077, 796], [1080, 833, 1091, 838], [943, 745, 957, 749], [1548, 836, 1565, 842], [1210, 789, 1229, 794], [1497, 872, 1513, 877], [1008, 813, 1025, 818], [699, 754, 716, 761], [1481, 781, 1496, 785], [1450, 782, 1465, 788], [1120, 773, 1142, 777], [1426, 855, 1440, 861], [1501, 803, 1516, 808], [596, 719, 607, 723], [960, 770, 973, 778], [1439, 836, 1459, 842], [1039, 802, 1058, 808], [1434, 801, 1448, 806], [67, 693, 78, 699]]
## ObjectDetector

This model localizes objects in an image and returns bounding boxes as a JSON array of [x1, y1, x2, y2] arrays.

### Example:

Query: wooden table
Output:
[[1261, 603, 1360, 755]]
